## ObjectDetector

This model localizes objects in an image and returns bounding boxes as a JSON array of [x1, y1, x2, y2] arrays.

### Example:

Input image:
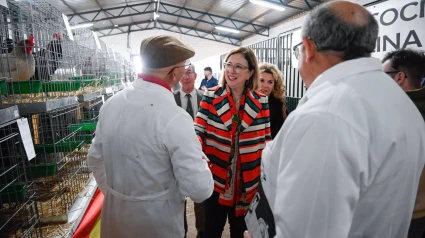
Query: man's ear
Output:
[[302, 37, 316, 64], [396, 71, 406, 85], [194, 73, 197, 79], [169, 68, 178, 83]]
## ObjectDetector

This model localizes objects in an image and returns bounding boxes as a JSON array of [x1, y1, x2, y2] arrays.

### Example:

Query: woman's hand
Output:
[[244, 231, 252, 238], [202, 152, 210, 162]]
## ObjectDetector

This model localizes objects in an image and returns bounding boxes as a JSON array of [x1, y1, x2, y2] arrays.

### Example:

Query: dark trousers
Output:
[[204, 192, 247, 238], [184, 199, 206, 237], [194, 202, 206, 233], [408, 216, 425, 238]]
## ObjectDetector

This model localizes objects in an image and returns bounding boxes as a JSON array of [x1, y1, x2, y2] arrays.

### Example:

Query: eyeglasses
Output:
[[223, 62, 250, 73], [293, 37, 320, 60], [183, 71, 195, 76], [292, 42, 303, 60], [384, 70, 400, 75], [167, 59, 191, 75]]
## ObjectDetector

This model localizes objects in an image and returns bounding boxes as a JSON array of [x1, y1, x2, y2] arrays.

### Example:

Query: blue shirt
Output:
[[422, 77, 425, 87], [199, 76, 218, 90]]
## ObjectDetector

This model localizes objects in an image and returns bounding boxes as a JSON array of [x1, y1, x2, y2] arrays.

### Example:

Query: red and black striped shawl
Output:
[[195, 86, 272, 215]]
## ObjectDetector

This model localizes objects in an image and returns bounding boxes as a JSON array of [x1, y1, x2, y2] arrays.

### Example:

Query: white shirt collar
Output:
[[180, 88, 197, 99], [304, 57, 383, 101]]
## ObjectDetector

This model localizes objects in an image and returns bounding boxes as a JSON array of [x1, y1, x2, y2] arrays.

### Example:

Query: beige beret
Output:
[[140, 35, 195, 69]]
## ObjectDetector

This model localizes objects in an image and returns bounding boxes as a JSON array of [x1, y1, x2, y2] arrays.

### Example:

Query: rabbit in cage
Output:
[[0, 35, 35, 82]]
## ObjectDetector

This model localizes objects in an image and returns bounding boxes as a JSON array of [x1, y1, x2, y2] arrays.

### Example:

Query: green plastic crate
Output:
[[42, 81, 81, 92], [26, 162, 57, 179], [69, 75, 95, 80], [110, 78, 123, 85], [77, 134, 93, 143], [0, 166, 23, 184], [0, 79, 7, 95], [81, 79, 94, 87], [34, 141, 84, 153], [0, 183, 27, 203], [69, 123, 97, 132], [0, 81, 43, 95]]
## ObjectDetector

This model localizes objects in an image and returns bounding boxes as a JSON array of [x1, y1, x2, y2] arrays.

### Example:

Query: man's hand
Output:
[[244, 231, 252, 238], [201, 86, 207, 91], [202, 152, 210, 162]]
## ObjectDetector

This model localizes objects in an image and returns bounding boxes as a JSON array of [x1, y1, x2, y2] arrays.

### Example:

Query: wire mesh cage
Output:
[[0, 106, 41, 237], [26, 105, 90, 219], [76, 95, 102, 144], [0, 0, 133, 108], [0, 0, 133, 234], [0, 0, 84, 106]]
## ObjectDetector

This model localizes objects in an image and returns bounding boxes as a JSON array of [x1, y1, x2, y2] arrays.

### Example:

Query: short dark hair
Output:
[[382, 49, 425, 88], [301, 2, 379, 60], [204, 67, 212, 73]]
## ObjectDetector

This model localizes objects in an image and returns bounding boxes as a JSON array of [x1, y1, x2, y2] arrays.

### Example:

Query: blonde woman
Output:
[[258, 62, 287, 138]]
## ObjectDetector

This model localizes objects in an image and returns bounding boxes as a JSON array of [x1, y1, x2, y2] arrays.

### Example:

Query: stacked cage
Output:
[[0, 0, 134, 233], [0, 0, 84, 104], [0, 106, 41, 237], [0, 0, 91, 227], [123, 59, 136, 84], [72, 27, 104, 95], [26, 103, 90, 221], [75, 95, 102, 152]]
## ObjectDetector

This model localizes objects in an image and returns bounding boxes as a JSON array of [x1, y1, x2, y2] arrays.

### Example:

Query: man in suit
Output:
[[174, 63, 205, 238], [174, 64, 204, 119]]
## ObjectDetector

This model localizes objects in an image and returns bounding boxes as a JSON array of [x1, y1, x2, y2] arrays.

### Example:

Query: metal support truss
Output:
[[260, 0, 310, 11], [67, 1, 270, 37], [96, 20, 242, 46], [303, 0, 313, 9]]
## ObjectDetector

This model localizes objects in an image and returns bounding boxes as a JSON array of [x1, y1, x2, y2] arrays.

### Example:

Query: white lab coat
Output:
[[262, 58, 425, 238], [88, 79, 214, 238]]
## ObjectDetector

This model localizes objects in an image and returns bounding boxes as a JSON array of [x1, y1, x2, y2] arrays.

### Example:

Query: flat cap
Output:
[[140, 35, 195, 69]]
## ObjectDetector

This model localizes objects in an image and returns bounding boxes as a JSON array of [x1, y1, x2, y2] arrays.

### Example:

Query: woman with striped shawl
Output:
[[194, 47, 272, 238]]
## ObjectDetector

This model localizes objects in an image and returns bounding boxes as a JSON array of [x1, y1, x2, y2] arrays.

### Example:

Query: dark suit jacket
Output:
[[174, 89, 204, 108]]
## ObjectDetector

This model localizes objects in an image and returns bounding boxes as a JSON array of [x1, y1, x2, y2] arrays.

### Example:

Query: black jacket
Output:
[[268, 94, 285, 139]]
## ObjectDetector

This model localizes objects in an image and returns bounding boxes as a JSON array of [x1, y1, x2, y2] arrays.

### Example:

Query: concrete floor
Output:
[[186, 198, 230, 238]]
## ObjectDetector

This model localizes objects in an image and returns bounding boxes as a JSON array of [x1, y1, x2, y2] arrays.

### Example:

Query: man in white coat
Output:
[[259, 1, 425, 238], [88, 35, 214, 238]]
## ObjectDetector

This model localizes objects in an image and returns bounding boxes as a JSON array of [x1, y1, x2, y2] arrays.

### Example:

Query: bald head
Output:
[[301, 0, 379, 60], [329, 1, 370, 26]]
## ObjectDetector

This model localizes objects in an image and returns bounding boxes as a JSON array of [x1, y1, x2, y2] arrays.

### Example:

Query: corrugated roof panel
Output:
[[207, 0, 246, 17], [185, 0, 214, 12], [48, 0, 327, 42]]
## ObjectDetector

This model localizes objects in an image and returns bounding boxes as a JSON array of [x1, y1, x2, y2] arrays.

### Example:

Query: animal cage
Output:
[[0, 0, 87, 106], [75, 95, 103, 144], [26, 104, 90, 219], [0, 0, 132, 108], [0, 106, 41, 237]]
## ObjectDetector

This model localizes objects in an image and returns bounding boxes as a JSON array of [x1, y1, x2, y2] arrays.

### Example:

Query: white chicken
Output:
[[0, 35, 35, 81]]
